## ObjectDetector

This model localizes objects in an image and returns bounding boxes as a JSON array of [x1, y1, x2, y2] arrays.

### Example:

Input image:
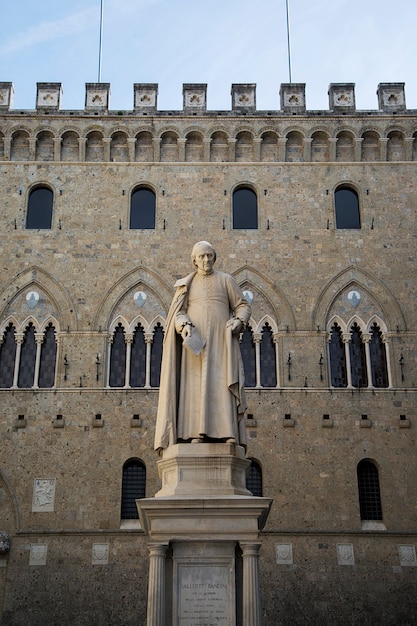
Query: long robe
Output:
[[154, 270, 250, 450]]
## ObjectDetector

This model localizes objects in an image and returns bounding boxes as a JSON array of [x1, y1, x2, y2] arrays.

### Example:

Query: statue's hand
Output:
[[181, 324, 192, 340], [227, 318, 243, 335]]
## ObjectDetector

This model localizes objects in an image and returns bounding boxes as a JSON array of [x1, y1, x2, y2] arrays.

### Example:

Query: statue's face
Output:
[[193, 243, 215, 274]]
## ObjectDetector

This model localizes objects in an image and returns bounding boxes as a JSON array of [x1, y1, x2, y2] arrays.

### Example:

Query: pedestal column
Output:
[[240, 541, 262, 626], [147, 543, 169, 626]]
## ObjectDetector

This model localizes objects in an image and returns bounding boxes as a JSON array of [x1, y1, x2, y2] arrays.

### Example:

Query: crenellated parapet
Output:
[[0, 81, 412, 115]]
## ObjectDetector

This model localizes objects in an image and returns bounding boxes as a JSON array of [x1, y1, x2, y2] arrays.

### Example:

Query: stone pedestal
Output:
[[137, 444, 272, 626]]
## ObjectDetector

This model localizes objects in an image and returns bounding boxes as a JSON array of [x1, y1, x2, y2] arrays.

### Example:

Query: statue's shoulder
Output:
[[173, 271, 196, 289]]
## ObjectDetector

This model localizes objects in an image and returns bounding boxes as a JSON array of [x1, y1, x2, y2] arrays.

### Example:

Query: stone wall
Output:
[[1, 82, 417, 624]]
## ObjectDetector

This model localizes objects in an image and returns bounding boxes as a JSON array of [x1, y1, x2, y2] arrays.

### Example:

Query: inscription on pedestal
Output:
[[178, 564, 231, 625]]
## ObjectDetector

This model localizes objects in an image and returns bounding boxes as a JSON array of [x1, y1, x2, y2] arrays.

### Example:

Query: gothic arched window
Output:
[[38, 323, 57, 388], [369, 323, 389, 388], [241, 326, 256, 387], [109, 323, 126, 387], [329, 323, 347, 387], [349, 323, 367, 388], [130, 187, 156, 229], [26, 186, 53, 229], [121, 459, 146, 520], [357, 460, 383, 521], [232, 187, 258, 229], [260, 323, 276, 387], [246, 459, 263, 496], [0, 323, 16, 388], [130, 323, 146, 388], [150, 323, 164, 387], [335, 187, 360, 229]]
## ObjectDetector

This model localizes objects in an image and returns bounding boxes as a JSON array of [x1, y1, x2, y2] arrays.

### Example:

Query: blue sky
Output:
[[1, 0, 416, 112]]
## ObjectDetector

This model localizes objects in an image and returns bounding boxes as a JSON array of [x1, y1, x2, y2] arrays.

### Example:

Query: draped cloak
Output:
[[154, 270, 251, 450]]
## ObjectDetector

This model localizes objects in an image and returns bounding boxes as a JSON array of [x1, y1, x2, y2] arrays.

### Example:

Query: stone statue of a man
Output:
[[154, 241, 251, 451]]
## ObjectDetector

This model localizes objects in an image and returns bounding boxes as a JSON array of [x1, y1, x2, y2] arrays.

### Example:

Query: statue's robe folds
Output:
[[154, 270, 251, 450]]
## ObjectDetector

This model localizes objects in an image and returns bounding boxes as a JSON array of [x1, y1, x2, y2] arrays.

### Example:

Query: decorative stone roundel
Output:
[[133, 291, 147, 308], [26, 291, 40, 309], [347, 290, 360, 308], [243, 290, 254, 305]]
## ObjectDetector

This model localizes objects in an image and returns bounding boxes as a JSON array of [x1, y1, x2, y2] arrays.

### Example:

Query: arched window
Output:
[[260, 323, 276, 387], [150, 323, 164, 387], [38, 323, 57, 388], [349, 323, 367, 388], [26, 186, 53, 229], [241, 326, 256, 387], [357, 460, 383, 521], [121, 459, 146, 520], [109, 323, 126, 387], [233, 187, 258, 229], [130, 188, 156, 229], [0, 323, 16, 388], [328, 323, 347, 387], [369, 323, 389, 388], [130, 323, 146, 388], [246, 459, 263, 496], [18, 323, 37, 388], [335, 187, 360, 229]]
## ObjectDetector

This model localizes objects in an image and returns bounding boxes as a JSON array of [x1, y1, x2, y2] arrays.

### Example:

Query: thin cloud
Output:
[[0, 8, 97, 57]]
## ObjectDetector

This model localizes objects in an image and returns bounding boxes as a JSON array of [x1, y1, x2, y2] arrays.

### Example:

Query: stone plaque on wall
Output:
[[398, 544, 417, 566], [173, 542, 235, 625], [29, 544, 48, 566], [276, 543, 293, 565], [92, 543, 109, 565], [32, 479, 56, 512], [336, 543, 355, 566]]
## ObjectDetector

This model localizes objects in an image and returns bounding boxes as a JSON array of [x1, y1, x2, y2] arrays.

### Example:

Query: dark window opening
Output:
[[130, 188, 156, 229], [26, 187, 53, 229], [109, 323, 126, 387], [150, 323, 164, 387], [130, 323, 146, 388], [246, 460, 263, 496], [241, 326, 256, 387], [121, 459, 146, 519], [369, 323, 389, 388], [349, 323, 367, 388], [357, 460, 383, 520], [335, 187, 360, 229], [38, 323, 57, 388], [233, 187, 258, 229], [260, 323, 276, 387], [329, 323, 347, 387], [17, 323, 37, 388], [0, 323, 16, 388]]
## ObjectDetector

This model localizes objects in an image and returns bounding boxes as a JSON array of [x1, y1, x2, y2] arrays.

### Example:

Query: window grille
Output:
[[121, 460, 146, 519], [246, 460, 263, 496], [357, 460, 383, 520]]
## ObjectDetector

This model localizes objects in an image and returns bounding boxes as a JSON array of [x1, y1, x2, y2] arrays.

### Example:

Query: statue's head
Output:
[[191, 241, 217, 269]]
